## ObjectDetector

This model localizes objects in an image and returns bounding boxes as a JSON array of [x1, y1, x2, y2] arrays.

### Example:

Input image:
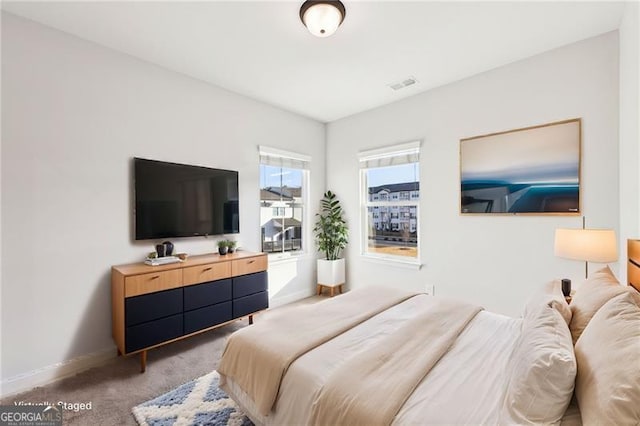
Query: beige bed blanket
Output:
[[217, 286, 420, 416], [309, 297, 482, 426]]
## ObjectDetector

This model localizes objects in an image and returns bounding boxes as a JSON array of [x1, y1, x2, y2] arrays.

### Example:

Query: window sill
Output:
[[267, 252, 312, 265], [361, 254, 423, 270]]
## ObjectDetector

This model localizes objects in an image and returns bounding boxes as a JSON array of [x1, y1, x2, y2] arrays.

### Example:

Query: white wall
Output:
[[619, 1, 640, 280], [327, 32, 620, 317], [1, 13, 324, 392]]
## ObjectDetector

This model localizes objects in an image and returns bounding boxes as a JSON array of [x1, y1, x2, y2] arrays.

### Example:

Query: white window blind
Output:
[[358, 141, 420, 169], [259, 146, 311, 170]]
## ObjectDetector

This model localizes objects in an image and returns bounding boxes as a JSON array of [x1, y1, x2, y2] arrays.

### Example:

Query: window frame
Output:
[[358, 141, 422, 268]]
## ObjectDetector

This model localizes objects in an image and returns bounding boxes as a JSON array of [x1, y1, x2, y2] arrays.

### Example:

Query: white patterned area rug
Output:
[[132, 371, 253, 426]]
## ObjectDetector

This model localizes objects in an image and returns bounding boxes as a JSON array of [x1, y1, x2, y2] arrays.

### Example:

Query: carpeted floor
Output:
[[0, 295, 324, 425]]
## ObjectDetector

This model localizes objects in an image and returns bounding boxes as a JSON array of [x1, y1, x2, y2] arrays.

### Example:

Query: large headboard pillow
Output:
[[523, 279, 572, 325], [500, 304, 576, 425], [574, 290, 640, 425], [569, 266, 627, 344]]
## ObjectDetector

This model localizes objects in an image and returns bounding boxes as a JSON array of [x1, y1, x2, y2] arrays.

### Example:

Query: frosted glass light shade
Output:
[[300, 1, 345, 37], [554, 229, 618, 263]]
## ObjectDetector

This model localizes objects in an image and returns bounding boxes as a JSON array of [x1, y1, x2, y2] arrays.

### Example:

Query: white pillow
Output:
[[574, 290, 640, 425], [523, 279, 572, 325], [501, 304, 576, 425], [569, 266, 627, 344]]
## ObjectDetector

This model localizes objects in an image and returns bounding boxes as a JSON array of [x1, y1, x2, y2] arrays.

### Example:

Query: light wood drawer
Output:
[[231, 255, 267, 276], [183, 262, 231, 286], [125, 269, 182, 298]]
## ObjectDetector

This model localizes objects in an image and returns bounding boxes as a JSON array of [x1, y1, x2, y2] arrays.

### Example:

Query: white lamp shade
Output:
[[554, 228, 618, 263], [302, 3, 344, 37]]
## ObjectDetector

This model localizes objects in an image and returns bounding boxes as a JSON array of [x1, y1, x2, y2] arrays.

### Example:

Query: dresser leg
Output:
[[140, 351, 147, 373], [249, 314, 254, 325]]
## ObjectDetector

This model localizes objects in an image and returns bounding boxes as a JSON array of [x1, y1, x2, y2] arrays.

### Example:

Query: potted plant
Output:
[[217, 240, 228, 255], [314, 191, 348, 292], [227, 240, 237, 254]]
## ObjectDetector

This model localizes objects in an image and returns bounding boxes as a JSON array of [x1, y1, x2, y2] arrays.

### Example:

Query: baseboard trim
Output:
[[1, 347, 115, 398], [269, 288, 315, 308]]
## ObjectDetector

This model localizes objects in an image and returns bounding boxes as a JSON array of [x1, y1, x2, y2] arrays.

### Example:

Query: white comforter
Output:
[[223, 294, 522, 425]]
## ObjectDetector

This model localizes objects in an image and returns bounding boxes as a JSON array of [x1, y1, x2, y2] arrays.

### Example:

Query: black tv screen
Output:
[[134, 158, 239, 240]]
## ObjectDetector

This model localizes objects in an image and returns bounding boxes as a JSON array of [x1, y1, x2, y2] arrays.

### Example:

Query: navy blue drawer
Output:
[[184, 301, 232, 335], [125, 288, 183, 327], [125, 313, 183, 353], [184, 279, 231, 311], [233, 291, 268, 318], [233, 272, 267, 298]]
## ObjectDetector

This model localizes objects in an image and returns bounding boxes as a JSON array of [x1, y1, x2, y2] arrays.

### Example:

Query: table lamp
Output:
[[554, 228, 618, 296]]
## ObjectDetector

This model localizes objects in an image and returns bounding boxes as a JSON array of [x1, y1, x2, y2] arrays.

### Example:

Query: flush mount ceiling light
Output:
[[300, 1, 346, 38]]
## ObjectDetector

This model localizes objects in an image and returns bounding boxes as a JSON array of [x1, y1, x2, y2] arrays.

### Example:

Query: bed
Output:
[[217, 242, 640, 426]]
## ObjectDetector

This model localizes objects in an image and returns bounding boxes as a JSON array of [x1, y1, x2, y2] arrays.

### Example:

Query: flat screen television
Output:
[[134, 158, 239, 240]]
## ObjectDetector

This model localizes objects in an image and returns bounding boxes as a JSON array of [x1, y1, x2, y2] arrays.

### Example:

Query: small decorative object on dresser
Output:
[[162, 241, 174, 256], [227, 240, 237, 254], [218, 240, 228, 255]]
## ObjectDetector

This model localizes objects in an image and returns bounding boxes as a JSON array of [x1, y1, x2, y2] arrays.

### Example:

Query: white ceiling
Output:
[[2, 1, 626, 123]]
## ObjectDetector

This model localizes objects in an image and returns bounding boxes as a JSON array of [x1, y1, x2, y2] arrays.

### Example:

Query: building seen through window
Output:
[[260, 165, 305, 254], [364, 164, 419, 259]]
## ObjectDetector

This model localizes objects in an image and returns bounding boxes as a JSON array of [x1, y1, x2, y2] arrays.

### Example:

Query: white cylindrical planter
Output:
[[317, 258, 345, 287]]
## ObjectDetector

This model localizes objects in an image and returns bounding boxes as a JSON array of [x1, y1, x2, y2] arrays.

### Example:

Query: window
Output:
[[259, 146, 310, 256], [359, 141, 420, 262]]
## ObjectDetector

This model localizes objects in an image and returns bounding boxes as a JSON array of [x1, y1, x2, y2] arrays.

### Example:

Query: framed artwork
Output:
[[460, 118, 581, 215]]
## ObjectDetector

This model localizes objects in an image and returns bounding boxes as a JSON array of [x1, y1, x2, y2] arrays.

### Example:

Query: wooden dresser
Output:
[[111, 251, 268, 372]]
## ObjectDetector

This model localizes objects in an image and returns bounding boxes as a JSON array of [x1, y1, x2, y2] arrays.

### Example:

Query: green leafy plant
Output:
[[217, 240, 228, 248], [226, 240, 237, 253], [313, 190, 348, 260]]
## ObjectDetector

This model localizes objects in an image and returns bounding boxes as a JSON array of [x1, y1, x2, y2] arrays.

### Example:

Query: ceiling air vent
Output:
[[389, 76, 418, 91]]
